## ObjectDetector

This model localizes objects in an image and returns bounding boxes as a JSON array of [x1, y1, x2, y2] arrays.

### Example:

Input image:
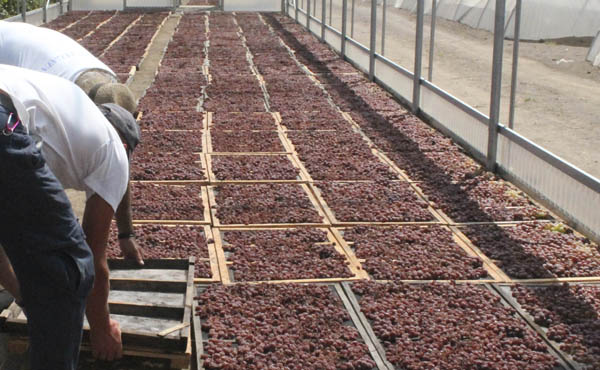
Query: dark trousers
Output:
[[0, 103, 95, 370]]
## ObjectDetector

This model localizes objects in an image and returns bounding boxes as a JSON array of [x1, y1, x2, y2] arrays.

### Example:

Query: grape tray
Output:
[[192, 283, 391, 369], [1, 258, 196, 369], [342, 281, 572, 370], [205, 153, 307, 183], [212, 227, 367, 284]]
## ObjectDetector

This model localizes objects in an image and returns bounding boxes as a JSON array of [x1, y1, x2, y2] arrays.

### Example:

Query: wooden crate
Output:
[[1, 258, 195, 369]]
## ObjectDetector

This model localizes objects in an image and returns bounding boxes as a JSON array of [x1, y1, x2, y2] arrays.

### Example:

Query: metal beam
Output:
[[21, 0, 26, 21], [321, 0, 326, 41], [351, 0, 355, 38], [412, 0, 425, 112], [341, 0, 348, 56], [508, 0, 522, 130], [486, 0, 506, 171], [307, 0, 311, 28], [381, 0, 387, 55], [428, 0, 437, 81], [369, 0, 377, 80]]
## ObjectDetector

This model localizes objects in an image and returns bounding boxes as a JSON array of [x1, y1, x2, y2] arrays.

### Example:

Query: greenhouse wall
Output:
[[223, 0, 281, 12]]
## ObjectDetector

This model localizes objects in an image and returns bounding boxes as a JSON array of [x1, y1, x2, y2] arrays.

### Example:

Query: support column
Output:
[[486, 0, 506, 171]]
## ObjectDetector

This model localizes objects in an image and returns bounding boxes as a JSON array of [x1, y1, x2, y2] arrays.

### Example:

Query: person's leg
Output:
[[0, 103, 94, 370]]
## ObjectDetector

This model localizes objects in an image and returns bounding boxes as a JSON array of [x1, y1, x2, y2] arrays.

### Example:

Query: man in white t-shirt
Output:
[[0, 20, 143, 263], [0, 65, 139, 369]]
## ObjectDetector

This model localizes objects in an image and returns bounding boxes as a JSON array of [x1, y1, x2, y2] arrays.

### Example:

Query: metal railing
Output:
[[284, 0, 600, 242]]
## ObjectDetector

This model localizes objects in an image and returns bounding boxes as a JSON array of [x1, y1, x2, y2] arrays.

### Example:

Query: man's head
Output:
[[98, 103, 141, 157], [76, 71, 137, 114]]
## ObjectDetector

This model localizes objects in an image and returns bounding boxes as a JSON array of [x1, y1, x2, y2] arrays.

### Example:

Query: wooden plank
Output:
[[110, 279, 186, 293], [329, 228, 369, 280], [212, 226, 232, 285], [512, 277, 600, 284], [181, 258, 195, 342], [109, 301, 183, 320], [109, 258, 189, 270], [340, 283, 395, 370], [192, 299, 205, 370]]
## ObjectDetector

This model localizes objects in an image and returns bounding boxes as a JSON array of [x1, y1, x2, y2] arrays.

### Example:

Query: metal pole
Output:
[[341, 0, 348, 57], [412, 0, 425, 112], [329, 0, 332, 25], [295, 0, 299, 22], [59, 0, 63, 15], [123, 0, 127, 10], [313, 0, 316, 16], [508, 0, 522, 130], [43, 0, 48, 23], [321, 0, 326, 41], [68, 0, 72, 12], [369, 0, 377, 81], [486, 0, 506, 171], [351, 0, 355, 38], [381, 0, 387, 55], [428, 0, 437, 81], [21, 0, 26, 21], [307, 0, 311, 28]]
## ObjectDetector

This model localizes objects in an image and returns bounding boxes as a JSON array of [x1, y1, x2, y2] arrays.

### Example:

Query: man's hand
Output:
[[90, 318, 123, 361], [119, 237, 144, 266]]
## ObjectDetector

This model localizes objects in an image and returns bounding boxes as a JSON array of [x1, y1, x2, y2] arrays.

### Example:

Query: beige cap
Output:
[[75, 70, 115, 95], [90, 83, 137, 114], [76, 70, 137, 114]]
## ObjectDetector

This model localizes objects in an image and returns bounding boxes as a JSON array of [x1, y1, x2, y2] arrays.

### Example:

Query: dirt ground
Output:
[[320, 0, 600, 179]]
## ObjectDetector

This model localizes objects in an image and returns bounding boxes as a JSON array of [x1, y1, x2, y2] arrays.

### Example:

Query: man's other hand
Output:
[[119, 238, 144, 266], [90, 318, 123, 361]]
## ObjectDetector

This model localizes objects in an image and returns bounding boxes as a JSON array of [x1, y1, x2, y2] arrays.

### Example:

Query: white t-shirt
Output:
[[0, 65, 128, 212], [0, 21, 116, 82]]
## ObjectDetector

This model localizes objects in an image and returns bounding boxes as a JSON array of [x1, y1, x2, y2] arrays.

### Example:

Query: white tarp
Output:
[[394, 0, 600, 41], [588, 31, 600, 66]]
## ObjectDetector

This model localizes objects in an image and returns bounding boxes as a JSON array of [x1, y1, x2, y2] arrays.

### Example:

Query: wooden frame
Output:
[[132, 184, 212, 225], [205, 129, 291, 155], [212, 226, 368, 285], [192, 283, 390, 369], [205, 152, 308, 184], [342, 281, 573, 370], [1, 258, 196, 369], [308, 182, 444, 227], [207, 183, 330, 228], [333, 225, 507, 283]]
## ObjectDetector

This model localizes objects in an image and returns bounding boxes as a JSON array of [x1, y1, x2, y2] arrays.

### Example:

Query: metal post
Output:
[[313, 0, 317, 16], [486, 0, 506, 171], [341, 0, 348, 57], [59, 0, 63, 15], [295, 0, 299, 22], [428, 0, 437, 81], [123, 0, 127, 10], [21, 0, 26, 21], [508, 0, 522, 130], [351, 0, 355, 38], [368, 0, 377, 81], [381, 0, 387, 55], [68, 0, 72, 12], [329, 0, 332, 25], [43, 0, 48, 23], [307, 0, 311, 28], [412, 0, 425, 112], [321, 0, 326, 41]]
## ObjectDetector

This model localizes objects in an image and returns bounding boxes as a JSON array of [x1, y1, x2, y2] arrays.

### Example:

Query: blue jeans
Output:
[[0, 103, 95, 370]]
